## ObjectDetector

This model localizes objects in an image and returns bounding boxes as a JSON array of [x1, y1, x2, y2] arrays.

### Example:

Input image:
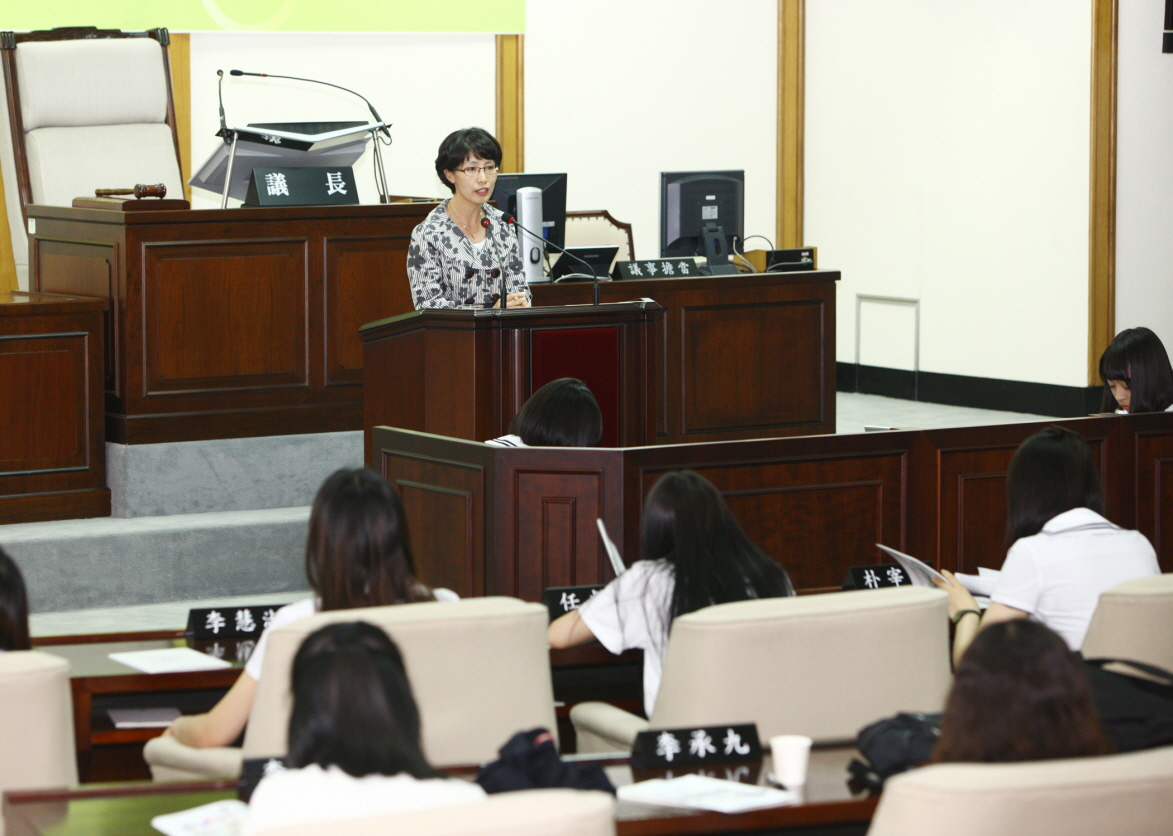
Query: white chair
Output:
[[571, 586, 951, 752], [559, 210, 635, 275], [1081, 573, 1173, 671], [0, 651, 77, 836], [251, 788, 615, 836], [0, 27, 183, 287], [145, 597, 558, 780], [867, 745, 1173, 836]]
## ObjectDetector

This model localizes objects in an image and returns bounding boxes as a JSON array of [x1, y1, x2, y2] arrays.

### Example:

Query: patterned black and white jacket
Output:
[[407, 201, 530, 308]]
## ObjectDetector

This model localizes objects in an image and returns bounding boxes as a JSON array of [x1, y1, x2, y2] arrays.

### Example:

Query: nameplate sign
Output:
[[244, 166, 360, 207], [542, 585, 604, 621], [186, 605, 284, 639], [240, 756, 289, 800], [614, 259, 700, 280], [631, 722, 761, 769], [843, 564, 910, 591]]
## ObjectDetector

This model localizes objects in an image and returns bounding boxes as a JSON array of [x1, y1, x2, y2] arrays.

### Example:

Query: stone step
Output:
[[0, 507, 310, 613]]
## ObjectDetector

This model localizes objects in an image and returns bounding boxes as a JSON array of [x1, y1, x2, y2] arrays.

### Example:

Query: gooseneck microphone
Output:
[[215, 70, 231, 144], [483, 217, 509, 310], [506, 216, 603, 305], [228, 70, 392, 141]]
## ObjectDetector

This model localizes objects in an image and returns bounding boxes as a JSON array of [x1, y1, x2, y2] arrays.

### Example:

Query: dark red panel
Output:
[[530, 326, 620, 447]]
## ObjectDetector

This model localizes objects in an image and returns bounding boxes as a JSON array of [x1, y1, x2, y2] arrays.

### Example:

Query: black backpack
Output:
[[1083, 658, 1173, 753]]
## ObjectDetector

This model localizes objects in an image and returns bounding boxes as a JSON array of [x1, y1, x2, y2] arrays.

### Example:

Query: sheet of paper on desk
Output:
[[109, 647, 232, 674], [108, 707, 181, 728], [618, 774, 798, 813], [152, 799, 247, 836]]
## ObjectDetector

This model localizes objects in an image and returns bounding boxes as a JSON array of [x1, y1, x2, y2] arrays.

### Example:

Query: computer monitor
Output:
[[660, 170, 744, 275], [491, 172, 567, 250]]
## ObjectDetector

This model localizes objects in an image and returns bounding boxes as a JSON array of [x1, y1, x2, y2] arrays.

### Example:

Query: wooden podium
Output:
[[27, 201, 435, 444], [359, 300, 662, 458]]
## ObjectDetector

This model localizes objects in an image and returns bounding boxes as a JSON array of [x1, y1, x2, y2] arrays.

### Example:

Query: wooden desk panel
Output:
[[534, 271, 838, 443], [29, 203, 435, 443], [0, 291, 109, 523]]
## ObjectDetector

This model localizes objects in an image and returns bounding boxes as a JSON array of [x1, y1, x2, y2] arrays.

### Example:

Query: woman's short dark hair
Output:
[[1099, 327, 1173, 413], [933, 620, 1112, 764], [1005, 427, 1104, 544], [0, 547, 30, 651], [305, 469, 430, 612], [509, 378, 603, 447], [641, 471, 794, 632], [287, 621, 438, 779], [434, 127, 503, 193]]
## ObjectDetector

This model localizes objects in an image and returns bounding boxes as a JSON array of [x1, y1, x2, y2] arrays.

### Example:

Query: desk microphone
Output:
[[215, 70, 231, 144], [506, 217, 603, 305], [228, 70, 392, 141], [482, 217, 509, 310]]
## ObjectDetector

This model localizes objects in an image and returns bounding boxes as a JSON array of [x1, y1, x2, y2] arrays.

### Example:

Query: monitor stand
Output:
[[700, 222, 739, 276]]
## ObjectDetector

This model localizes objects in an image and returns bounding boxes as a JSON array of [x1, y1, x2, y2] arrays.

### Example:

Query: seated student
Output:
[[486, 377, 603, 447], [166, 468, 454, 748], [0, 547, 30, 652], [933, 620, 1112, 763], [244, 622, 485, 834], [936, 427, 1158, 666], [1099, 326, 1173, 413], [547, 470, 794, 716]]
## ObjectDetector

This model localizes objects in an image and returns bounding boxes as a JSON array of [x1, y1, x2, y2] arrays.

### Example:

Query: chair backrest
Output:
[[650, 587, 951, 740], [242, 597, 558, 767], [867, 745, 1173, 836], [562, 210, 635, 273], [0, 651, 78, 807], [256, 788, 615, 836], [1081, 574, 1173, 671], [0, 27, 182, 286]]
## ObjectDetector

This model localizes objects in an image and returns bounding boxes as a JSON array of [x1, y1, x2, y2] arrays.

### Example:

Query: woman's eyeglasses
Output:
[[454, 164, 499, 178]]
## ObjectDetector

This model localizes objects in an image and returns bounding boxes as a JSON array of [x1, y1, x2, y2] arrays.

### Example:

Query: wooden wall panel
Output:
[[1132, 427, 1173, 572], [0, 336, 84, 469], [35, 241, 117, 393], [143, 240, 308, 394]]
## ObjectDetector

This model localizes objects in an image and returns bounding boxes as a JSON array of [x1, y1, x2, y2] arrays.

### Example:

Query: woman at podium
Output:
[[407, 128, 531, 309]]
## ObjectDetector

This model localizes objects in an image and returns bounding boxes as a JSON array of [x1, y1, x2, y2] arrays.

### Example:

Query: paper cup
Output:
[[769, 734, 813, 788]]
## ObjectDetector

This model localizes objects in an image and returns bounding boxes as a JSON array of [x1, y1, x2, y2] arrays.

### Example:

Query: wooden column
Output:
[[495, 34, 524, 172], [777, 0, 805, 249], [1088, 0, 1118, 383]]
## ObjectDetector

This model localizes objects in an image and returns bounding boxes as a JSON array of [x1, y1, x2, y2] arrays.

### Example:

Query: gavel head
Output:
[[133, 183, 167, 199]]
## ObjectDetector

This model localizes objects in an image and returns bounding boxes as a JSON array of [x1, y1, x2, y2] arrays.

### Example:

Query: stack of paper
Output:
[[618, 774, 798, 813], [108, 648, 232, 674]]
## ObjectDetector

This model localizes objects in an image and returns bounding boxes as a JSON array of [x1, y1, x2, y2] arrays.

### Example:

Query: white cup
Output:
[[769, 734, 813, 789]]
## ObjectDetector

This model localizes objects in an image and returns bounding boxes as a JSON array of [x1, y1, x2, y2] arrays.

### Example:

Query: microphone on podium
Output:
[[482, 217, 509, 309], [228, 70, 392, 141], [506, 216, 603, 305]]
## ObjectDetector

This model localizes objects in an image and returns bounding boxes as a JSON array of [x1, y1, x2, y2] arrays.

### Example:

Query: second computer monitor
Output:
[[660, 170, 744, 262], [492, 172, 567, 250]]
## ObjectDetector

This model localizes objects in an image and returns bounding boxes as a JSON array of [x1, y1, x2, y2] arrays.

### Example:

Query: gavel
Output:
[[94, 184, 167, 199]]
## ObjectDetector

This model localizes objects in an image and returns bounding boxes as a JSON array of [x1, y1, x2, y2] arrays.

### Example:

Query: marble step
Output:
[[0, 507, 310, 613]]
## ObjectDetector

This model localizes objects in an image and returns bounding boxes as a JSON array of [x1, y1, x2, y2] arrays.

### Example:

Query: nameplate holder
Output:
[[542, 585, 604, 621], [240, 756, 289, 801], [843, 564, 910, 591], [631, 722, 761, 769], [614, 258, 701, 280], [186, 605, 284, 640], [244, 166, 360, 207]]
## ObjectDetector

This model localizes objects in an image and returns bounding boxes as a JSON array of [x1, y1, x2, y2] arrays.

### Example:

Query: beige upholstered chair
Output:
[[0, 27, 183, 287], [253, 789, 615, 836], [571, 586, 951, 753], [867, 745, 1173, 836], [559, 210, 635, 275], [1081, 574, 1173, 670], [145, 597, 558, 781], [0, 650, 78, 833]]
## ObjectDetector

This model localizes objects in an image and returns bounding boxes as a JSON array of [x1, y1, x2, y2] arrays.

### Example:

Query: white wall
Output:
[[188, 32, 496, 208], [805, 1, 1092, 387], [524, 0, 778, 261], [1116, 0, 1173, 343]]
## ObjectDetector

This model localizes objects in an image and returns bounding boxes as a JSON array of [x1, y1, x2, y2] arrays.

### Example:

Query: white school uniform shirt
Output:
[[244, 765, 486, 834], [577, 559, 675, 717], [990, 507, 1159, 650], [484, 434, 527, 447]]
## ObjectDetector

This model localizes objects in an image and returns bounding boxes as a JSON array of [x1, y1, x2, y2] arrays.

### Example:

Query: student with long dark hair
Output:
[[934, 620, 1112, 763], [166, 469, 453, 748], [486, 377, 603, 448], [936, 427, 1158, 665], [244, 622, 484, 833], [0, 547, 31, 651], [1099, 327, 1173, 413], [548, 470, 794, 715]]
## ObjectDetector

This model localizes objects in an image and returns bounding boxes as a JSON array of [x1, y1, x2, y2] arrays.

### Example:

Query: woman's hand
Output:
[[505, 292, 530, 308], [932, 569, 979, 618]]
